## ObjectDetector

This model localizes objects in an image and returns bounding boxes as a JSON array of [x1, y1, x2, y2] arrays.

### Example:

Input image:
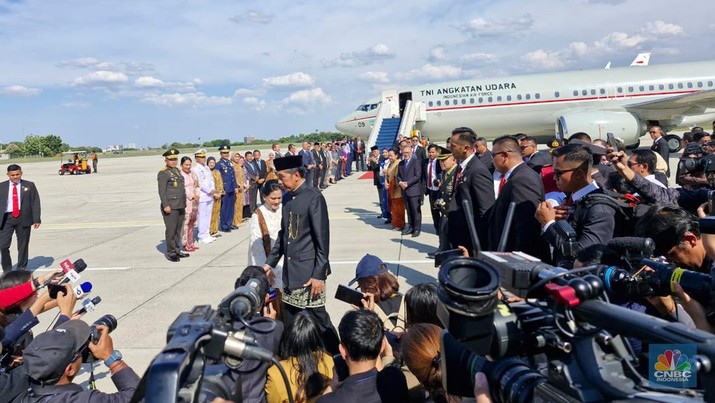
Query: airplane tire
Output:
[[665, 134, 682, 153], [625, 140, 640, 150]]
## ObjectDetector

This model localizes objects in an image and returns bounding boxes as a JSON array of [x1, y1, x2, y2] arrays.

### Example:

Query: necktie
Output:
[[563, 195, 574, 206], [456, 165, 463, 183], [11, 183, 19, 218], [498, 175, 506, 195], [428, 160, 433, 188]]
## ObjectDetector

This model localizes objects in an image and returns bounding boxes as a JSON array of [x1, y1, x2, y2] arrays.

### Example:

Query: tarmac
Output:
[[16, 135, 678, 392]]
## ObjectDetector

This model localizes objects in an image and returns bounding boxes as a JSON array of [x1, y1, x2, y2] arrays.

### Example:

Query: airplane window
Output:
[[599, 88, 605, 95], [573, 90, 578, 96], [355, 104, 366, 111], [525, 94, 531, 100], [659, 84, 665, 90], [428, 101, 433, 107], [639, 85, 644, 91], [454, 100, 459, 105], [478, 97, 483, 103], [649, 85, 654, 91], [436, 101, 441, 106], [470, 98, 475, 104], [709, 81, 714, 87], [496, 96, 502, 102], [590, 89, 596, 95], [506, 95, 512, 101], [669, 83, 674, 89], [687, 82, 693, 88], [678, 83, 684, 89], [517, 94, 522, 100], [461, 98, 466, 105], [582, 90, 588, 96], [617, 87, 623, 93], [555, 91, 560, 98], [370, 103, 379, 110], [535, 93, 541, 99], [488, 97, 493, 102], [628, 86, 634, 92], [698, 82, 703, 88]]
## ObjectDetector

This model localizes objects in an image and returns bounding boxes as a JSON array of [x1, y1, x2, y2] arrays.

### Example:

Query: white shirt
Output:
[[6, 180, 21, 213], [248, 204, 284, 289], [426, 158, 439, 191], [542, 181, 599, 232], [644, 174, 667, 189], [459, 153, 476, 172], [191, 163, 215, 203], [493, 162, 524, 198]]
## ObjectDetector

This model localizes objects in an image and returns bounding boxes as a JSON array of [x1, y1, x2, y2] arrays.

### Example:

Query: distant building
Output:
[[125, 143, 137, 149], [244, 136, 255, 144]]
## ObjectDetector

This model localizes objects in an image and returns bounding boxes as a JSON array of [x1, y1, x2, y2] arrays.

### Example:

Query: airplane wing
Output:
[[624, 89, 715, 116]]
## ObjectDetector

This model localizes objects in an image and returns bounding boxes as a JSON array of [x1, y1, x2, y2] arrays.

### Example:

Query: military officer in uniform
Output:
[[191, 149, 216, 244], [430, 147, 458, 257], [217, 145, 238, 232], [158, 149, 188, 262], [263, 155, 339, 355]]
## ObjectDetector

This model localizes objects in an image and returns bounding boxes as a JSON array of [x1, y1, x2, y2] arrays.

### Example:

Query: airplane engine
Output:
[[556, 111, 645, 147]]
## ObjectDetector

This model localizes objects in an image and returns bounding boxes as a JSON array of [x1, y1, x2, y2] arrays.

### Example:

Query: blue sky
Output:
[[0, 0, 712, 147]]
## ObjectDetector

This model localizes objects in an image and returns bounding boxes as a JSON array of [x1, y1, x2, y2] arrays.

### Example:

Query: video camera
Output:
[[680, 143, 715, 174], [132, 278, 287, 403], [436, 251, 715, 402]]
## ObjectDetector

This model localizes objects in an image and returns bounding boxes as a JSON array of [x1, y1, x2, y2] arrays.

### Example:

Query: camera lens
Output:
[[437, 258, 500, 356], [90, 314, 117, 344]]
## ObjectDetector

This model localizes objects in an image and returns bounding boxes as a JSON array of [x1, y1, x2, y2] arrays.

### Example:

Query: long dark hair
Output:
[[279, 311, 328, 399], [405, 283, 442, 328]]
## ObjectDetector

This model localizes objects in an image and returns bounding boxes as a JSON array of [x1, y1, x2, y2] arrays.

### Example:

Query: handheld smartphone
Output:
[[267, 288, 278, 303], [434, 248, 463, 267], [48, 283, 67, 299], [606, 132, 617, 150], [334, 284, 365, 306]]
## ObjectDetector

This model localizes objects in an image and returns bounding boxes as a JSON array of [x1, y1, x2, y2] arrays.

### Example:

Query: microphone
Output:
[[59, 259, 88, 285], [607, 237, 655, 259], [74, 282, 92, 298], [73, 296, 102, 316]]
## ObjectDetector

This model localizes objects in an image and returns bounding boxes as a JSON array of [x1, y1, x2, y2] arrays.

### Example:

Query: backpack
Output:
[[573, 189, 650, 237]]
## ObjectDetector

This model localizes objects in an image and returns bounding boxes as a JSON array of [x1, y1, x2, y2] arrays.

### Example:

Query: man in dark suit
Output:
[[520, 136, 551, 173], [298, 141, 315, 187], [447, 128, 495, 254], [253, 149, 268, 191], [535, 144, 618, 264], [354, 136, 366, 172], [476, 137, 494, 174], [311, 142, 325, 188], [411, 135, 427, 193], [367, 146, 384, 217], [264, 155, 339, 354], [244, 151, 259, 213], [649, 126, 671, 177], [424, 144, 443, 236], [0, 164, 41, 271], [398, 146, 423, 237], [487, 136, 549, 260]]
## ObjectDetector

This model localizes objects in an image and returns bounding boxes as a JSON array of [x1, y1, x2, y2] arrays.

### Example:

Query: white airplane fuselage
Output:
[[336, 61, 715, 146]]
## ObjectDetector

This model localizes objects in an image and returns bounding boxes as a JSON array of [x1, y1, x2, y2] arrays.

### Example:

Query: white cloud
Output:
[[229, 11, 273, 24], [358, 71, 390, 84], [233, 88, 265, 97], [428, 46, 447, 62], [567, 42, 590, 57], [594, 31, 647, 50], [643, 20, 685, 37], [396, 64, 463, 81], [459, 13, 533, 38], [521, 49, 568, 70], [262, 72, 315, 87], [72, 70, 128, 86], [459, 52, 498, 65], [323, 44, 396, 67], [142, 92, 233, 108], [282, 88, 332, 105], [242, 96, 266, 111], [134, 76, 165, 88], [0, 85, 41, 96]]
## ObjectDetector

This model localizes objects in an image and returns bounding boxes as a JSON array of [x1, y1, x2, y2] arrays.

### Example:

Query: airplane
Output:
[[605, 52, 650, 69], [335, 59, 715, 152]]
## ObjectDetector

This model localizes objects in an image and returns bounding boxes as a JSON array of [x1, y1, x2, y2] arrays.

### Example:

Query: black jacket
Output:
[[317, 367, 408, 403], [487, 163, 549, 260], [0, 180, 41, 228], [447, 155, 495, 252], [525, 150, 551, 173], [651, 137, 671, 176], [266, 181, 331, 289], [397, 157, 423, 198]]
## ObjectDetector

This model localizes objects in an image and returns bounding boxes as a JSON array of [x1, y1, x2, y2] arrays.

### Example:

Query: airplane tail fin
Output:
[[630, 52, 651, 67], [604, 61, 611, 69]]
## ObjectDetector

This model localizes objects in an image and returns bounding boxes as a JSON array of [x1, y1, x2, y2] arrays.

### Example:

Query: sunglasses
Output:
[[553, 161, 588, 178]]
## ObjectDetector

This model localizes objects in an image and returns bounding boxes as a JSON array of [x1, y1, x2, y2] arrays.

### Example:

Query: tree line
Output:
[[1, 135, 101, 158], [163, 131, 353, 150]]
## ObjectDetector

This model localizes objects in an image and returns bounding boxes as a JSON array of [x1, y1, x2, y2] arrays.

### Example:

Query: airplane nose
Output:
[[335, 116, 350, 133]]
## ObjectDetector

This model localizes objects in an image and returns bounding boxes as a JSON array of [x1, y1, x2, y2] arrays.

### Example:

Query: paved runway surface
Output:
[[16, 136, 678, 391]]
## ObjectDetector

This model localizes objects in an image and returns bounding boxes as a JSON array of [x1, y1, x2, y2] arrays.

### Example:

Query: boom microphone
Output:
[[607, 237, 655, 270]]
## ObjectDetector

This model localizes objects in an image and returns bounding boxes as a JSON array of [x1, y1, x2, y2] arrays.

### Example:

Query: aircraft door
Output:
[[399, 92, 412, 117]]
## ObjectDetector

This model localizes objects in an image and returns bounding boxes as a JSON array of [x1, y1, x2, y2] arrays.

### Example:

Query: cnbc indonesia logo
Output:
[[653, 349, 692, 384]]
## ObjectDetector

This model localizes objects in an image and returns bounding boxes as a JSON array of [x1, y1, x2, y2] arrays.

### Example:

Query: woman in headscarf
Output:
[[180, 156, 200, 252], [232, 152, 246, 228], [208, 156, 224, 237]]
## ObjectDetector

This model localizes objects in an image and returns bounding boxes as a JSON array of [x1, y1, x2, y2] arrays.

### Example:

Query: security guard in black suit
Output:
[[158, 148, 187, 262], [263, 155, 339, 354]]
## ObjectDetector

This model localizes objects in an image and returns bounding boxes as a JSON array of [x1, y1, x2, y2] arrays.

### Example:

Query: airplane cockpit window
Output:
[[555, 91, 560, 98], [355, 104, 369, 112], [370, 103, 379, 110]]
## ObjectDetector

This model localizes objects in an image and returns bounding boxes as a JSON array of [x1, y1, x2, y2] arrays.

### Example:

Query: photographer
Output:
[[12, 320, 139, 402], [676, 142, 709, 190]]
